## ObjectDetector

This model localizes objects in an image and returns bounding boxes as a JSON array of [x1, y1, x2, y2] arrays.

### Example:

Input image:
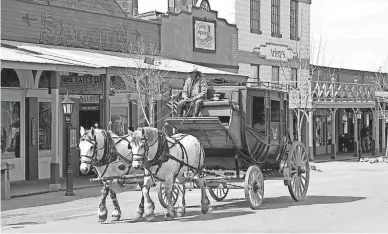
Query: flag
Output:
[[166, 99, 178, 117]]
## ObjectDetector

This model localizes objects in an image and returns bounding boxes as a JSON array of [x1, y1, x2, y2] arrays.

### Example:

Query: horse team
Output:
[[78, 125, 210, 223]]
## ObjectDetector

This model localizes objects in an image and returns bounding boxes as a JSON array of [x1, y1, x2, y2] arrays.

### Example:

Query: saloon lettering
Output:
[[40, 11, 141, 52], [61, 76, 102, 84]]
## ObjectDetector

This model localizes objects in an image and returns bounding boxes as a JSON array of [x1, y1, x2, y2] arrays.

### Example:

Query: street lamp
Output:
[[61, 93, 75, 196]]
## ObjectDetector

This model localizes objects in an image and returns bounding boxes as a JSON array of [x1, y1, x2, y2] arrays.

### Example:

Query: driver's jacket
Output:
[[181, 76, 208, 101]]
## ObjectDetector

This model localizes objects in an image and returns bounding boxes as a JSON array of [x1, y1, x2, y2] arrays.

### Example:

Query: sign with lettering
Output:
[[60, 75, 103, 95], [70, 128, 77, 148], [80, 106, 100, 111], [31, 118, 37, 147], [80, 95, 100, 104], [253, 43, 297, 62], [193, 18, 216, 52], [1, 0, 159, 53]]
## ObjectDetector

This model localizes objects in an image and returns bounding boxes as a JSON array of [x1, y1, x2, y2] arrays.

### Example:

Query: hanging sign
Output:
[[60, 75, 103, 95], [253, 43, 297, 62], [193, 17, 216, 52]]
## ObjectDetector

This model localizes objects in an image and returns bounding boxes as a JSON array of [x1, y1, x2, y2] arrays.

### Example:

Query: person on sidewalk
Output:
[[177, 69, 208, 117]]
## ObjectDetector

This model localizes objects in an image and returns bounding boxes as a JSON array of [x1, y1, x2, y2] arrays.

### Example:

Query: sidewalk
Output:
[[10, 175, 102, 198], [313, 152, 379, 163]]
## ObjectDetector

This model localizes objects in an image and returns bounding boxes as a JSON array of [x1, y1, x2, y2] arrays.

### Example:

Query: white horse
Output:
[[78, 126, 144, 223], [129, 127, 210, 221]]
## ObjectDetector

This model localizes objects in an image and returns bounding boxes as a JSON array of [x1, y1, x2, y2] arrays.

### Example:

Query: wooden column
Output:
[[382, 103, 386, 155], [49, 71, 61, 191], [102, 73, 110, 129], [331, 109, 337, 159], [353, 109, 359, 158], [373, 104, 380, 156], [25, 97, 39, 181], [308, 111, 314, 160]]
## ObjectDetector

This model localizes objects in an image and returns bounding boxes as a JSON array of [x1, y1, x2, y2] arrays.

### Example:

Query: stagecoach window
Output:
[[271, 100, 281, 122], [252, 96, 266, 133]]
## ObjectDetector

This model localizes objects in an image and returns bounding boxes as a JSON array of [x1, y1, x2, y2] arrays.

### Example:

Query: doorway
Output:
[[79, 109, 100, 129]]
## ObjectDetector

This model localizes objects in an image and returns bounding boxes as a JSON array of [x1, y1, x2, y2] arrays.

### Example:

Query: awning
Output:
[[1, 40, 247, 82]]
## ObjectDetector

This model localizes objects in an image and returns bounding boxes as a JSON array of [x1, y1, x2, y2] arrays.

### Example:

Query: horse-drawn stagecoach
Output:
[[80, 79, 310, 222], [160, 80, 310, 209]]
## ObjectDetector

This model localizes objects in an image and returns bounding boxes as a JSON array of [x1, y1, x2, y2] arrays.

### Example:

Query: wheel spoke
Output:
[[301, 174, 307, 181], [299, 176, 306, 190]]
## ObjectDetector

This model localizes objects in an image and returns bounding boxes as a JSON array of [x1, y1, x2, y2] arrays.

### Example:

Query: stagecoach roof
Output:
[[1, 40, 247, 80]]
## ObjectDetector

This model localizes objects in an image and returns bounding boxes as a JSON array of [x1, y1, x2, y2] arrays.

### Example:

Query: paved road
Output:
[[2, 162, 388, 233]]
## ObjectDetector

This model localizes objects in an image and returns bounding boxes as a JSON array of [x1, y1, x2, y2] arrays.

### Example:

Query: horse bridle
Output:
[[78, 134, 104, 166], [132, 136, 158, 165]]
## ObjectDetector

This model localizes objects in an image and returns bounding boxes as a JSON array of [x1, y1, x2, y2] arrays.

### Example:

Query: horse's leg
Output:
[[98, 183, 110, 223], [164, 175, 175, 221], [109, 188, 121, 221], [198, 177, 210, 214], [142, 175, 155, 221], [175, 181, 186, 217], [135, 183, 145, 219]]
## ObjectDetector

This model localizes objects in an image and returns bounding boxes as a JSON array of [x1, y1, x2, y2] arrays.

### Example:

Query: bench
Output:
[[1, 162, 15, 200]]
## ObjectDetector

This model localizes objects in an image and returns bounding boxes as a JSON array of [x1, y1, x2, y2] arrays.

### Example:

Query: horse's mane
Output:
[[131, 127, 159, 146]]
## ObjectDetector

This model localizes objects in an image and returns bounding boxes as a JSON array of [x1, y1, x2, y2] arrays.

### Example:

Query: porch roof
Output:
[[1, 40, 247, 81]]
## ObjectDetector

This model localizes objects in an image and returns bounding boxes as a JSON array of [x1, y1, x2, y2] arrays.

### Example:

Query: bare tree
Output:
[[117, 41, 177, 127]]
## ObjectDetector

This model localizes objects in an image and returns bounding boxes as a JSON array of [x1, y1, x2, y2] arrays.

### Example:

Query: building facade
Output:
[[1, 0, 245, 183]]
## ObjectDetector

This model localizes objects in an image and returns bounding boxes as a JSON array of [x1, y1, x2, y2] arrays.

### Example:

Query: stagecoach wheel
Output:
[[287, 141, 310, 202], [244, 165, 264, 210], [208, 183, 229, 201], [157, 182, 179, 209]]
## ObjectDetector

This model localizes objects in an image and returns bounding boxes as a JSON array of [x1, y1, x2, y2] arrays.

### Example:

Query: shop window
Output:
[[291, 68, 298, 88], [110, 76, 126, 90], [39, 71, 51, 88], [271, 100, 281, 122], [252, 96, 266, 133], [111, 107, 129, 135], [1, 69, 20, 88], [1, 101, 21, 158], [272, 66, 280, 82], [39, 102, 52, 150]]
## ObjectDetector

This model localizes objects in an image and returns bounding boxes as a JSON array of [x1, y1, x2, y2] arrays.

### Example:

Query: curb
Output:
[[313, 158, 357, 164], [10, 184, 102, 198]]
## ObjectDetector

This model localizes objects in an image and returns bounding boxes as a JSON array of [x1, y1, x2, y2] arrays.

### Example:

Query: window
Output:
[[290, 0, 298, 40], [271, 0, 281, 37], [271, 100, 281, 122], [1, 101, 21, 158], [291, 68, 298, 88], [251, 65, 260, 83], [1, 69, 20, 88], [252, 96, 266, 133], [272, 66, 280, 82], [250, 0, 261, 34], [39, 102, 51, 151]]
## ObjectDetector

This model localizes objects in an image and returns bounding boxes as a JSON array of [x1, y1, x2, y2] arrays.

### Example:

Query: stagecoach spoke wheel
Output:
[[157, 182, 179, 209], [287, 141, 310, 202], [244, 165, 264, 210], [208, 183, 229, 201]]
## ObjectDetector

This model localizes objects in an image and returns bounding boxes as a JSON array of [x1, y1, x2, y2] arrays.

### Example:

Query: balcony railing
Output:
[[311, 81, 377, 102]]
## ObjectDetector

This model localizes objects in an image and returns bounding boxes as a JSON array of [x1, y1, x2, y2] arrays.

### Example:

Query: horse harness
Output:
[[78, 130, 133, 178], [132, 130, 204, 182]]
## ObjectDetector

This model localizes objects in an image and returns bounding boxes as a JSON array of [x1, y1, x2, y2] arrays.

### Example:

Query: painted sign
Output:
[[80, 95, 100, 104], [31, 118, 37, 146], [253, 43, 297, 62], [80, 106, 100, 111], [60, 75, 103, 95], [1, 0, 159, 53], [193, 18, 216, 52], [70, 128, 77, 148]]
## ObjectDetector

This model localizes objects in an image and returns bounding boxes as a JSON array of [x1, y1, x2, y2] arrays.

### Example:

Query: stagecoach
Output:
[[159, 80, 310, 209]]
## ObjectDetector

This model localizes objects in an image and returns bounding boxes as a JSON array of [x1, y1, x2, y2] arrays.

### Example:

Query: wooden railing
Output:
[[311, 81, 377, 102]]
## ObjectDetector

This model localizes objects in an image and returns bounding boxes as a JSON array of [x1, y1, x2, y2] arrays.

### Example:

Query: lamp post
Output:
[[61, 93, 75, 196]]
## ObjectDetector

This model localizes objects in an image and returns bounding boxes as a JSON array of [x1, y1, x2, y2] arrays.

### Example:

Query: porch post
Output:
[[353, 109, 359, 158], [373, 104, 380, 156], [102, 73, 110, 129], [331, 108, 337, 159], [308, 111, 314, 160], [382, 103, 386, 155], [288, 110, 294, 142], [49, 71, 61, 191]]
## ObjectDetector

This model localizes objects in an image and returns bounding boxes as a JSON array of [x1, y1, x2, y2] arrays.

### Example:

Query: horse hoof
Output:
[[145, 212, 155, 222], [98, 209, 108, 223], [201, 199, 210, 214], [176, 207, 185, 217], [164, 214, 174, 221], [111, 210, 121, 221], [135, 208, 144, 219]]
